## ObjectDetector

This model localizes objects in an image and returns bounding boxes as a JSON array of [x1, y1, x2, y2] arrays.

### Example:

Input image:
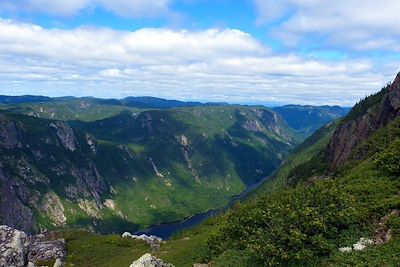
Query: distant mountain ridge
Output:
[[0, 95, 228, 109], [273, 104, 350, 136]]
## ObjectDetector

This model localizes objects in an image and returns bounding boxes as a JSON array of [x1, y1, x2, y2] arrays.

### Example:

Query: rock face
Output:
[[50, 121, 77, 152], [0, 168, 35, 233], [130, 253, 174, 267], [0, 115, 21, 149], [373, 209, 400, 245], [0, 225, 66, 267], [41, 192, 67, 227], [253, 108, 297, 144], [328, 72, 400, 169], [27, 236, 66, 266], [0, 225, 29, 267]]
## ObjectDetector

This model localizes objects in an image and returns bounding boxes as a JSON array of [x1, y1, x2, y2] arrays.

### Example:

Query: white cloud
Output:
[[254, 0, 400, 51], [0, 18, 397, 105], [0, 0, 172, 18]]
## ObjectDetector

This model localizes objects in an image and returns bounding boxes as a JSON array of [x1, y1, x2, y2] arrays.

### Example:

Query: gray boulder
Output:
[[130, 253, 174, 267], [0, 225, 29, 267], [0, 225, 66, 267]]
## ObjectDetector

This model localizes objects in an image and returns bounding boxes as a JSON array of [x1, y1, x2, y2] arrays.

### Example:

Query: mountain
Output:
[[0, 97, 143, 122], [120, 96, 227, 109], [0, 105, 300, 234], [0, 96, 227, 122], [188, 72, 400, 266], [273, 105, 350, 136], [0, 95, 53, 104], [32, 70, 400, 267], [328, 77, 400, 169]]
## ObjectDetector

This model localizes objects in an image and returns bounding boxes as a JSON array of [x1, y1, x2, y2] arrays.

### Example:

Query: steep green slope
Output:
[[194, 73, 400, 266], [0, 105, 300, 234]]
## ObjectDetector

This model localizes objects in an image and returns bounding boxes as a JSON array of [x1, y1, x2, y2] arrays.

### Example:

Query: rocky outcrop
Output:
[[41, 192, 66, 227], [70, 164, 108, 205], [50, 121, 77, 152], [0, 225, 66, 267], [0, 114, 21, 149], [27, 234, 66, 266], [242, 120, 263, 132], [0, 225, 29, 267], [338, 237, 374, 253], [122, 233, 163, 251], [0, 169, 35, 233], [129, 253, 174, 267], [253, 108, 296, 144], [178, 135, 201, 183], [328, 72, 400, 169], [373, 209, 400, 245]]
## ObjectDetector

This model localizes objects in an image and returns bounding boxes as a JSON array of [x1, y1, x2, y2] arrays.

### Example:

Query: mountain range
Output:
[[0, 93, 361, 266], [0, 100, 307, 233]]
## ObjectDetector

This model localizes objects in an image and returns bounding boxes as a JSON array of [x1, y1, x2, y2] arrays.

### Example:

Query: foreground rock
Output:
[[130, 253, 174, 267], [122, 232, 163, 251], [0, 225, 66, 267]]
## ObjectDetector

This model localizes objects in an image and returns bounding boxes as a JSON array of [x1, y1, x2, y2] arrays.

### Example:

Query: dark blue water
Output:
[[134, 176, 268, 239]]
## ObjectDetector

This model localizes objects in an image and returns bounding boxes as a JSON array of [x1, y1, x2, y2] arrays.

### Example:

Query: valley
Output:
[[1, 85, 393, 266], [0, 99, 308, 234]]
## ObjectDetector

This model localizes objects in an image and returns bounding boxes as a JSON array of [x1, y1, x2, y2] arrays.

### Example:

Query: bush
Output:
[[203, 181, 357, 266], [375, 139, 400, 175]]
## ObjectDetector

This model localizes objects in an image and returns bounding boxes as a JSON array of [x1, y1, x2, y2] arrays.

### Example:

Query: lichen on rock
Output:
[[129, 253, 174, 267]]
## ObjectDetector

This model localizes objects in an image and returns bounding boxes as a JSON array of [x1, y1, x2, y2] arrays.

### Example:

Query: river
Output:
[[134, 175, 270, 239]]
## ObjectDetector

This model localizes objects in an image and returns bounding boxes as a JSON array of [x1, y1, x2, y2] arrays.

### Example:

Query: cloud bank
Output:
[[0, 19, 396, 105], [254, 0, 400, 52]]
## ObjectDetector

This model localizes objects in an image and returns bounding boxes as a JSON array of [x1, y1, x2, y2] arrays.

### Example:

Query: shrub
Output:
[[203, 181, 357, 266]]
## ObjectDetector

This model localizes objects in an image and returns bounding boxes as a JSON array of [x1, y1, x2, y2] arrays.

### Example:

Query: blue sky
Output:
[[0, 0, 399, 105]]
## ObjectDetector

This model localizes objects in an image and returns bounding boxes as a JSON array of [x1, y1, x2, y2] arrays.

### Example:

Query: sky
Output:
[[0, 0, 399, 106]]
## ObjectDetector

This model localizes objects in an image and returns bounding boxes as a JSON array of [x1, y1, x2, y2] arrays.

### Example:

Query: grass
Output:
[[61, 230, 149, 267], [59, 218, 221, 267]]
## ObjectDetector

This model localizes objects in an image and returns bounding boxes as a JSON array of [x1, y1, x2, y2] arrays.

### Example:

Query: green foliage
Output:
[[374, 138, 400, 175], [0, 105, 301, 233], [198, 103, 400, 266], [1, 98, 144, 122], [250, 120, 339, 196], [61, 230, 149, 267], [203, 181, 357, 266], [273, 105, 348, 137]]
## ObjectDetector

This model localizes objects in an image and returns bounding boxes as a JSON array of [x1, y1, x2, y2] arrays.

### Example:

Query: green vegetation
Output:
[[194, 84, 400, 266], [0, 98, 143, 121], [0, 104, 301, 233], [5, 92, 399, 266], [57, 109, 400, 266], [61, 230, 149, 267], [273, 105, 348, 136]]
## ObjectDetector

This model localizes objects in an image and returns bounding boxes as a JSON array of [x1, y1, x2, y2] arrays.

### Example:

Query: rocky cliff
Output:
[[0, 105, 300, 233], [328, 72, 400, 169]]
